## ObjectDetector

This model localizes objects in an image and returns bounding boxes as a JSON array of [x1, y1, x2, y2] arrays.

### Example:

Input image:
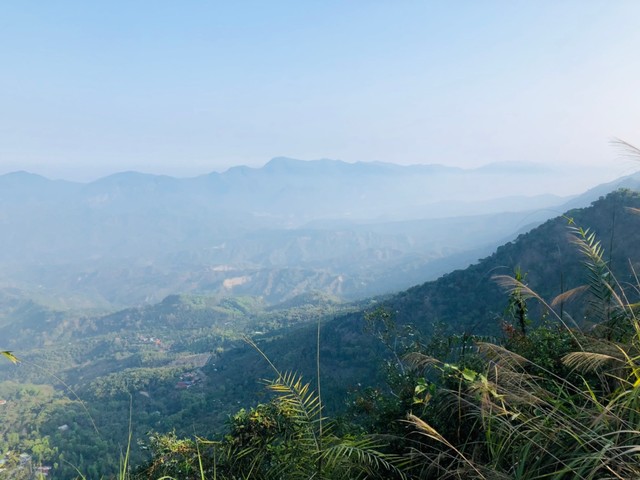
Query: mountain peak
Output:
[[263, 157, 347, 172], [0, 170, 50, 183]]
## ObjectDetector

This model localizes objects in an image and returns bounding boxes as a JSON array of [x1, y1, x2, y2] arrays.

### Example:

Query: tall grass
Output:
[[404, 218, 640, 479]]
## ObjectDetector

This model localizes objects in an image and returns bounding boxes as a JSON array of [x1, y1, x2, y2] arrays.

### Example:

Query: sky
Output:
[[1, 1, 639, 191]]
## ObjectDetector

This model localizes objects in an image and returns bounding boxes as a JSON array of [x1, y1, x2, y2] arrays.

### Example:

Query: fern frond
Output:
[[568, 227, 605, 262], [267, 372, 323, 419], [264, 371, 322, 451], [567, 226, 619, 324], [321, 437, 407, 479]]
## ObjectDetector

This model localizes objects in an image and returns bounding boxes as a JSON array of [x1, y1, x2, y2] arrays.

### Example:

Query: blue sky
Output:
[[1, 1, 639, 188]]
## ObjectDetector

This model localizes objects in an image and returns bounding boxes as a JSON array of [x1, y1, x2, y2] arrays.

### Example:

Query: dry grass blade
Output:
[[404, 351, 441, 370], [551, 285, 589, 307], [491, 274, 538, 301], [484, 368, 548, 407], [408, 414, 444, 440], [476, 342, 528, 367], [611, 138, 640, 159], [563, 351, 623, 372], [407, 414, 487, 480], [493, 274, 584, 347], [625, 206, 640, 215]]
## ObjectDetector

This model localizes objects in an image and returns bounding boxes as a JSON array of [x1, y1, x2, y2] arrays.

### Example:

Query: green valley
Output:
[[2, 188, 640, 478]]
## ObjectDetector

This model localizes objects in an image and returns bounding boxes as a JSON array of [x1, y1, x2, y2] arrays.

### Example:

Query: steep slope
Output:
[[211, 189, 640, 408], [390, 189, 640, 334]]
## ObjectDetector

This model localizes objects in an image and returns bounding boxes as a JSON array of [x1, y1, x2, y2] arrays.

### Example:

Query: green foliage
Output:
[[4, 189, 640, 479], [386, 190, 640, 337], [399, 216, 640, 479], [0, 291, 355, 478], [137, 372, 405, 480], [568, 224, 616, 325], [504, 267, 530, 335]]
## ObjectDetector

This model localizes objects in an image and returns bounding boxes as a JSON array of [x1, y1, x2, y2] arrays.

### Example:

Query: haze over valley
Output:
[[0, 157, 628, 311]]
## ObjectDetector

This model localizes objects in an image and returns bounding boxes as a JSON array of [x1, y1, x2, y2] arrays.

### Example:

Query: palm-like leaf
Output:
[[265, 371, 323, 451], [320, 437, 407, 479], [568, 226, 618, 324]]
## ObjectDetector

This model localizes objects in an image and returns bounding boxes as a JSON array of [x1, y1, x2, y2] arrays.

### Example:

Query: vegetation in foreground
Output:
[[3, 191, 640, 479], [134, 198, 640, 479]]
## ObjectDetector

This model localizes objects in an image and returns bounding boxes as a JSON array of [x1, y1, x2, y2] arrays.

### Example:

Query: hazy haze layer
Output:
[[0, 2, 639, 189]]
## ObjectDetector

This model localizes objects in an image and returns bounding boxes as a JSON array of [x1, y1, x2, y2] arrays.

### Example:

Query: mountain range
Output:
[[0, 159, 638, 312]]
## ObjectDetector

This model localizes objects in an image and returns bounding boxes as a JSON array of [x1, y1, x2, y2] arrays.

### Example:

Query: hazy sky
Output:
[[1, 1, 639, 187]]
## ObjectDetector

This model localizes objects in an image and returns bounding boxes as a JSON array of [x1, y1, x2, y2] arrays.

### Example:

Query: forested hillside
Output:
[[132, 188, 640, 479], [231, 189, 640, 381], [0, 292, 367, 478], [390, 188, 640, 333], [3, 189, 639, 478], [133, 188, 640, 479]]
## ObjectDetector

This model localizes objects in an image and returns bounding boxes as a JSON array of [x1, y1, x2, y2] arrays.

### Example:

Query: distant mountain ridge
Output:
[[0, 158, 577, 231], [0, 158, 637, 308]]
